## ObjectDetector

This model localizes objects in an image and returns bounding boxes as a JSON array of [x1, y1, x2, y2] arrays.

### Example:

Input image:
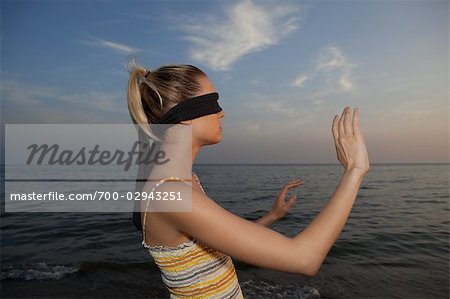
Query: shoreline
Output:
[[1, 259, 445, 298], [1, 260, 327, 299]]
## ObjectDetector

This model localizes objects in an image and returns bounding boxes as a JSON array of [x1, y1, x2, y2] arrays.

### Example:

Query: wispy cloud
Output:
[[242, 92, 316, 132], [252, 101, 299, 119], [316, 46, 348, 71], [78, 34, 140, 54], [291, 45, 357, 92], [291, 74, 309, 87], [1, 79, 126, 122], [1, 79, 55, 105], [174, 0, 303, 71], [338, 70, 353, 91], [316, 46, 355, 91]]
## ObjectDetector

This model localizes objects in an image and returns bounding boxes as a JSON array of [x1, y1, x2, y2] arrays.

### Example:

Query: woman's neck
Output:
[[149, 126, 198, 179]]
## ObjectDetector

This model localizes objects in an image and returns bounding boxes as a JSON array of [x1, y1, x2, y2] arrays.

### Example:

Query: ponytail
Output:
[[126, 58, 162, 141]]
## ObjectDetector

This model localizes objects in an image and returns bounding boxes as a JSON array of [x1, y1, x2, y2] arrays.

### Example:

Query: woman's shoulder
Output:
[[141, 176, 203, 213]]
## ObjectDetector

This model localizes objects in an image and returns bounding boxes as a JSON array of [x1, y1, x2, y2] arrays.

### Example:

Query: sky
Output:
[[1, 0, 448, 164]]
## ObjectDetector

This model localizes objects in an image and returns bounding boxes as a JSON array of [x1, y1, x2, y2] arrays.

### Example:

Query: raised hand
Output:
[[331, 106, 370, 175]]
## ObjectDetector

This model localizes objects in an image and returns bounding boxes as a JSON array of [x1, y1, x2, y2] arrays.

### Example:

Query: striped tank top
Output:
[[141, 172, 244, 298]]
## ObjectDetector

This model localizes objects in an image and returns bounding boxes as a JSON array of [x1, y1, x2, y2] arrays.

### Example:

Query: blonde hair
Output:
[[125, 58, 207, 140]]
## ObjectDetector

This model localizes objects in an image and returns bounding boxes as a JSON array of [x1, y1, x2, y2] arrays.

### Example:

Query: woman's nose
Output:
[[218, 111, 225, 118]]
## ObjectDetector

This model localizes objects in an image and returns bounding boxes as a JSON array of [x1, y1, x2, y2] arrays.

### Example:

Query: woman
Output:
[[126, 60, 370, 298]]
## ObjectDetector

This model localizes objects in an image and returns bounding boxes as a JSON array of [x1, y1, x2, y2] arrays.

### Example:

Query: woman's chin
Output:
[[212, 133, 223, 144], [203, 136, 222, 146]]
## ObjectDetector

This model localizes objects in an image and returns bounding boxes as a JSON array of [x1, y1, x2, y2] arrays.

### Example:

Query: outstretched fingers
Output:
[[344, 106, 353, 135], [332, 115, 340, 141], [352, 107, 360, 137], [338, 106, 347, 138], [279, 179, 304, 199]]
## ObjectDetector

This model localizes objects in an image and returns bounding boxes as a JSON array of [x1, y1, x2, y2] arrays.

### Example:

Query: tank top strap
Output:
[[142, 176, 191, 248], [192, 172, 206, 194]]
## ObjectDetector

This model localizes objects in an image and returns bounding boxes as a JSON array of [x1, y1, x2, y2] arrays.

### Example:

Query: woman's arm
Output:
[[253, 212, 279, 226], [159, 169, 365, 276], [295, 106, 370, 274], [157, 106, 369, 276], [159, 184, 316, 275], [292, 169, 365, 274]]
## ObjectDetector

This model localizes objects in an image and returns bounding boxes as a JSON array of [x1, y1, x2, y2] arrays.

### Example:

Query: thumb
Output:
[[287, 195, 297, 208]]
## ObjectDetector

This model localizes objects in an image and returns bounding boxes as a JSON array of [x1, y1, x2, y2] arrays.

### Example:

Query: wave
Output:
[[1, 262, 79, 281]]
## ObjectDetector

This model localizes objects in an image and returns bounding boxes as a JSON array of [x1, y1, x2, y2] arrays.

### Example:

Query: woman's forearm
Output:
[[292, 169, 365, 274], [253, 212, 279, 227]]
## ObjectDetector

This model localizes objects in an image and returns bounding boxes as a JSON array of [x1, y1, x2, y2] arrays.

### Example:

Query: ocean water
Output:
[[1, 164, 449, 299]]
